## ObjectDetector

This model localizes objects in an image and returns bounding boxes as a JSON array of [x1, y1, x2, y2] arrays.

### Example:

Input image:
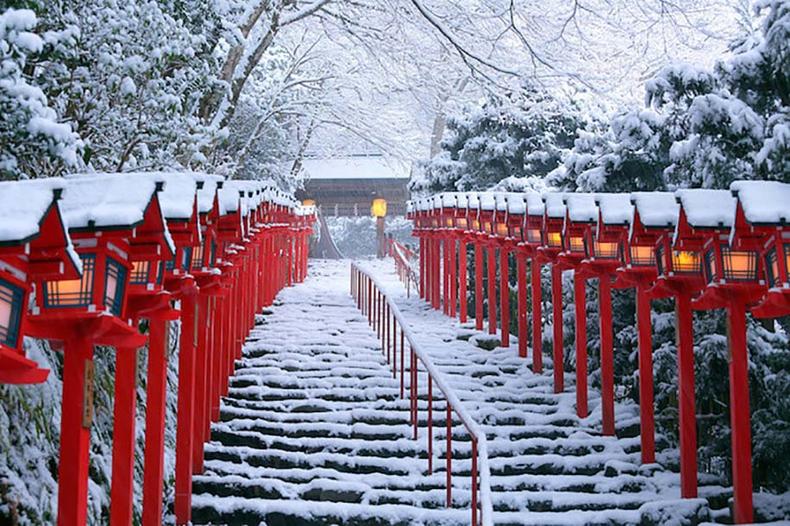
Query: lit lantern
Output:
[[302, 198, 316, 208], [561, 193, 597, 264], [540, 193, 566, 254], [371, 197, 387, 218], [523, 193, 545, 247], [0, 180, 81, 385], [730, 181, 790, 317], [478, 193, 496, 238], [24, 174, 161, 526], [675, 187, 759, 525], [506, 194, 526, 241]]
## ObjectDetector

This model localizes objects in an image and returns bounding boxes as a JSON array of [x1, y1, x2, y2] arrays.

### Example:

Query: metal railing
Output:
[[350, 263, 494, 526], [388, 239, 419, 297]]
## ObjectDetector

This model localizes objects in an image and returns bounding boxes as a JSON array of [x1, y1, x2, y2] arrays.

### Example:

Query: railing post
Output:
[[449, 238, 457, 318], [400, 332, 405, 398], [487, 245, 497, 335], [636, 284, 655, 463], [499, 247, 509, 347], [427, 377, 433, 474], [412, 350, 418, 440], [599, 274, 615, 435], [471, 438, 478, 526], [551, 264, 563, 392], [474, 243, 484, 331], [446, 404, 452, 507], [392, 317, 397, 378]]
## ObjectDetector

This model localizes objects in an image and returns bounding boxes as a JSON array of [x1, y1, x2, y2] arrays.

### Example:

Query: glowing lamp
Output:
[[43, 253, 128, 317], [547, 232, 562, 247], [527, 228, 542, 244], [567, 236, 585, 253], [593, 240, 619, 259], [302, 199, 316, 207], [371, 198, 387, 218], [0, 278, 23, 351], [628, 245, 655, 267], [704, 248, 759, 284], [456, 217, 468, 229], [472, 218, 480, 231], [496, 222, 509, 237], [445, 217, 454, 227]]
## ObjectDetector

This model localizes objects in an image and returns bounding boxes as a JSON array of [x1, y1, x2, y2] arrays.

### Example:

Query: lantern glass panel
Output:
[[129, 260, 152, 285], [104, 258, 127, 316], [471, 218, 480, 231], [656, 245, 666, 276], [45, 254, 95, 308], [527, 228, 541, 244], [0, 279, 23, 349], [191, 244, 205, 270], [483, 220, 492, 233], [672, 250, 702, 275], [445, 217, 453, 227], [568, 236, 584, 253], [785, 245, 790, 282], [765, 248, 778, 287], [209, 239, 217, 266], [510, 225, 522, 239], [630, 245, 655, 267], [594, 241, 619, 259], [456, 217, 468, 229], [721, 248, 758, 281], [181, 247, 192, 271], [496, 223, 509, 236], [547, 232, 562, 247]]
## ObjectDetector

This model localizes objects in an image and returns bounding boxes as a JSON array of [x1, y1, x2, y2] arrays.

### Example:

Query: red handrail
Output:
[[350, 263, 494, 526], [389, 239, 419, 297]]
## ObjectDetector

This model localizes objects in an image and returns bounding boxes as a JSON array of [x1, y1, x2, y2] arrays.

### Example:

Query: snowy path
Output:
[[192, 259, 732, 525], [358, 258, 733, 525]]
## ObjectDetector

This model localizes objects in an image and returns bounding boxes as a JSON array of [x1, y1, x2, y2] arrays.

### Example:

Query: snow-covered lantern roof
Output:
[[0, 178, 82, 384], [28, 174, 165, 348], [541, 192, 567, 252], [562, 193, 597, 259], [523, 192, 545, 246], [216, 182, 246, 246], [585, 193, 633, 266], [730, 180, 790, 316]]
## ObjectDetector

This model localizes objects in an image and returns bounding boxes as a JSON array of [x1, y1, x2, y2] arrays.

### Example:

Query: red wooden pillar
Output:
[[487, 246, 497, 335], [676, 292, 698, 498], [419, 237, 426, 299], [174, 284, 197, 525], [110, 346, 139, 526], [516, 253, 527, 358], [636, 285, 655, 464], [531, 260, 543, 373], [551, 264, 563, 392], [599, 275, 615, 436], [57, 332, 95, 526], [192, 293, 210, 473], [442, 238, 449, 315], [727, 300, 753, 524], [474, 243, 484, 331], [459, 241, 468, 323], [574, 274, 588, 418], [433, 238, 441, 310], [141, 319, 168, 526], [499, 248, 509, 346], [449, 238, 457, 318]]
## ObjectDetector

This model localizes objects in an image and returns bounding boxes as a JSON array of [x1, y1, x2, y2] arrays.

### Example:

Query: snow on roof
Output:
[[61, 174, 159, 230], [596, 193, 633, 225], [479, 192, 496, 211], [0, 178, 64, 243], [155, 173, 197, 220], [218, 182, 243, 215], [631, 192, 679, 227], [193, 173, 225, 214], [466, 193, 480, 209], [730, 180, 790, 225], [525, 192, 544, 216], [505, 193, 526, 214], [565, 193, 598, 223], [440, 193, 457, 208], [494, 193, 508, 212], [676, 189, 736, 228], [301, 156, 410, 180], [543, 193, 566, 218], [456, 193, 468, 208]]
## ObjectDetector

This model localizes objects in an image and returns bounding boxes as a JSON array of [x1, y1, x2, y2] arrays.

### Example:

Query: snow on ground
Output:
[[191, 258, 785, 525]]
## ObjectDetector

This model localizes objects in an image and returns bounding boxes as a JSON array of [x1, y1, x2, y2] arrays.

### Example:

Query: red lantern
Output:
[[0, 180, 81, 384]]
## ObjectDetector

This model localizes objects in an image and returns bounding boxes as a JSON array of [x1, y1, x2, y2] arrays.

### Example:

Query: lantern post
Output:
[[476, 194, 498, 336], [642, 191, 704, 500], [523, 194, 546, 373], [26, 175, 157, 526], [372, 197, 388, 258], [537, 193, 567, 393], [454, 194, 472, 324], [466, 193, 485, 331], [560, 194, 599, 421]]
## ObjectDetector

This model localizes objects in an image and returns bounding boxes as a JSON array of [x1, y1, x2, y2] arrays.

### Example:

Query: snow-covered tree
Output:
[[0, 8, 81, 179]]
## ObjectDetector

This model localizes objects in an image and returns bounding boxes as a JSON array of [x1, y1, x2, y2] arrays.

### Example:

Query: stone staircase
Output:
[[191, 260, 733, 526]]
